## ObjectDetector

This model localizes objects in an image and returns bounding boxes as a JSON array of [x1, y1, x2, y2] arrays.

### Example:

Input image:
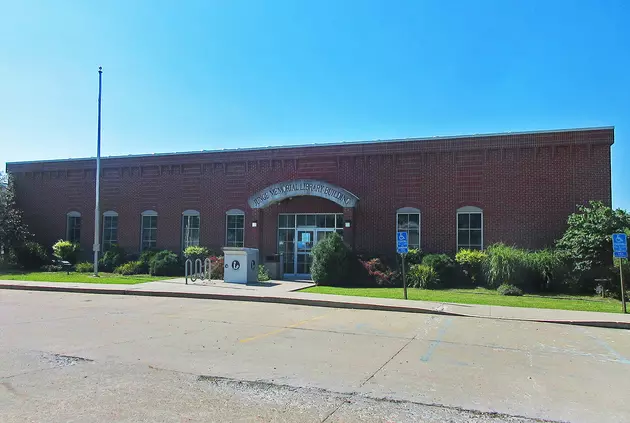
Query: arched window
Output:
[[226, 209, 245, 247], [102, 211, 119, 251], [457, 206, 483, 250], [66, 211, 81, 243], [182, 210, 200, 250], [141, 210, 158, 251], [396, 207, 420, 249]]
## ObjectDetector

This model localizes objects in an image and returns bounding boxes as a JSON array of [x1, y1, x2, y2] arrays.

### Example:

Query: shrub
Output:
[[397, 248, 423, 268], [210, 256, 224, 279], [149, 250, 181, 276], [556, 201, 630, 276], [183, 246, 209, 262], [528, 249, 567, 291], [98, 245, 127, 272], [311, 232, 352, 286], [407, 264, 441, 289], [483, 244, 529, 289], [114, 260, 143, 275], [14, 241, 48, 270], [497, 283, 523, 296], [455, 249, 487, 285], [258, 264, 271, 282], [52, 240, 80, 264], [422, 254, 458, 286], [360, 258, 399, 287], [75, 261, 94, 273], [42, 264, 63, 272], [138, 249, 159, 273]]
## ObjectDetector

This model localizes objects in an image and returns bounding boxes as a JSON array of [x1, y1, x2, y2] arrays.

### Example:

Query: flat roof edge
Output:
[[5, 126, 614, 167]]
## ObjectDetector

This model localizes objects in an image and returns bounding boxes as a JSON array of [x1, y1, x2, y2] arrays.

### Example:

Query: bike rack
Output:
[[185, 257, 213, 284]]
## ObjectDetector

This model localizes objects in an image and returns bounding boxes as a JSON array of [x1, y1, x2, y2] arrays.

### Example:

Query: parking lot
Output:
[[1, 290, 629, 422]]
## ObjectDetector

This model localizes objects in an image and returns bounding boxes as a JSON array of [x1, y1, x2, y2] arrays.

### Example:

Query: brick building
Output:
[[6, 127, 613, 277]]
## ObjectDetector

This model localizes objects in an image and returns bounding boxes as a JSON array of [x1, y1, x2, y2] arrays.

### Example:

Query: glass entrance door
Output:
[[278, 214, 345, 277], [295, 229, 314, 275]]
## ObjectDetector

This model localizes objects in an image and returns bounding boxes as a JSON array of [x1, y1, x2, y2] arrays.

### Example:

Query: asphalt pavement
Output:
[[1, 290, 629, 422]]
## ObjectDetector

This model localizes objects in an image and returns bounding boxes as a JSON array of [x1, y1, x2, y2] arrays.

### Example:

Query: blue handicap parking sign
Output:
[[397, 231, 408, 254], [613, 233, 628, 259]]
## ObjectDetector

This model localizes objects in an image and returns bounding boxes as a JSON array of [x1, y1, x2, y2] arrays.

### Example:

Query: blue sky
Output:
[[1, 1, 629, 207]]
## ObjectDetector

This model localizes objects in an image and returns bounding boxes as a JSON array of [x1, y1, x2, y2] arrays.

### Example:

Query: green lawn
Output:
[[0, 271, 169, 284], [303, 286, 624, 313]]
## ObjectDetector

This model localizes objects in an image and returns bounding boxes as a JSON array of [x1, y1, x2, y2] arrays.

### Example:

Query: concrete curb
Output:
[[1, 283, 628, 330]]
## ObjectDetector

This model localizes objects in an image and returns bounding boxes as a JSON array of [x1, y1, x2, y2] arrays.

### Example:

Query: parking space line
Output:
[[420, 318, 453, 362], [239, 313, 332, 343]]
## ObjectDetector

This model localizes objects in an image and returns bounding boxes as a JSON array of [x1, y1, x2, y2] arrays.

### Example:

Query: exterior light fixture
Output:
[[344, 220, 351, 228], [252, 221, 258, 228]]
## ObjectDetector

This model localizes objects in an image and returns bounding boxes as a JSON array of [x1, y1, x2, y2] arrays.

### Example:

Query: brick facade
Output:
[[6, 127, 613, 261]]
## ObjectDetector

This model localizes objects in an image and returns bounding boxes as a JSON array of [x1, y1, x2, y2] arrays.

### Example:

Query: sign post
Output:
[[397, 231, 409, 300], [612, 233, 627, 314]]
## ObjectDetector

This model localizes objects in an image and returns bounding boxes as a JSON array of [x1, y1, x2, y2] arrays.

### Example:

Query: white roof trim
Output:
[[226, 208, 245, 215], [182, 209, 200, 216], [397, 207, 421, 213], [457, 206, 483, 213], [66, 211, 81, 217], [141, 210, 158, 216], [103, 210, 118, 217]]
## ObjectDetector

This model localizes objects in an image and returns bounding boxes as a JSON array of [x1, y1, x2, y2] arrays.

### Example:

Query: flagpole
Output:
[[93, 67, 103, 276]]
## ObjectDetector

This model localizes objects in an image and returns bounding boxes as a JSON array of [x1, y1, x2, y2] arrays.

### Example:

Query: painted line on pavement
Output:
[[420, 318, 454, 362], [239, 313, 332, 343]]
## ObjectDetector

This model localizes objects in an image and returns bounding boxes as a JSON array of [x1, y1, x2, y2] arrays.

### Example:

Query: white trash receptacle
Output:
[[223, 247, 259, 284]]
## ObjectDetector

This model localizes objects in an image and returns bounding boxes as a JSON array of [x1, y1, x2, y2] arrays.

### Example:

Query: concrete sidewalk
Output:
[[1, 278, 629, 329]]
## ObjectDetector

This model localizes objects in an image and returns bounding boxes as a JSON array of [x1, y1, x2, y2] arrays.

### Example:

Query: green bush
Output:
[[455, 249, 487, 285], [98, 245, 127, 272], [258, 265, 271, 282], [311, 232, 352, 286], [528, 249, 567, 291], [52, 240, 80, 264], [75, 261, 94, 273], [407, 264, 441, 289], [483, 244, 529, 289], [422, 254, 458, 286], [14, 241, 48, 269], [397, 248, 423, 269], [114, 260, 144, 275], [149, 250, 181, 276], [556, 201, 630, 287], [138, 249, 159, 273], [183, 246, 209, 262], [497, 283, 523, 296]]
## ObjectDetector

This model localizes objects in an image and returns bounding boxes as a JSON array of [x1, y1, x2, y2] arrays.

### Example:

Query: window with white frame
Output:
[[226, 209, 245, 247], [182, 210, 200, 250], [66, 211, 81, 243], [457, 206, 483, 250], [141, 210, 158, 251], [102, 211, 119, 251], [396, 207, 420, 249]]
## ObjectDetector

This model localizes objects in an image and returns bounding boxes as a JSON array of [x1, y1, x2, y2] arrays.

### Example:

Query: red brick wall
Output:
[[6, 128, 613, 258]]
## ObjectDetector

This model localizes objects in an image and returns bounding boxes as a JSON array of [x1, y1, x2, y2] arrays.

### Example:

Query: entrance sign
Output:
[[613, 233, 628, 313], [397, 231, 408, 254], [613, 233, 627, 259], [248, 179, 359, 209]]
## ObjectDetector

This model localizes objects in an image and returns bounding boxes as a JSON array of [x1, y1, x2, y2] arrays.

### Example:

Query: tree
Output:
[[0, 172, 31, 264], [555, 201, 630, 290]]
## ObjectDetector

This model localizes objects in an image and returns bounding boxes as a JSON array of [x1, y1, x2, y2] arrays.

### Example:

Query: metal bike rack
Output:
[[185, 257, 213, 284]]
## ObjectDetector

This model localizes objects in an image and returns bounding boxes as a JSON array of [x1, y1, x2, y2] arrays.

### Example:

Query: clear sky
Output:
[[1, 1, 629, 207]]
